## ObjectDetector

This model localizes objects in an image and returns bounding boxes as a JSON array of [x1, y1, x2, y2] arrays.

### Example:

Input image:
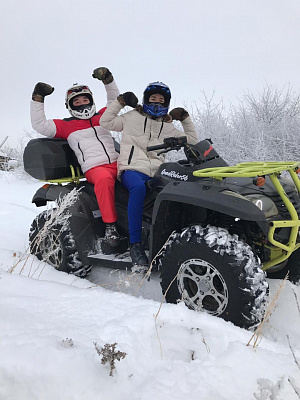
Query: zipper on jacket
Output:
[[128, 146, 134, 165], [158, 122, 164, 139], [78, 143, 85, 162], [89, 119, 111, 164], [144, 117, 153, 140]]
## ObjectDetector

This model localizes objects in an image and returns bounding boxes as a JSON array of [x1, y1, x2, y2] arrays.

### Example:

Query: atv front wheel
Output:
[[29, 210, 92, 278], [158, 225, 268, 329]]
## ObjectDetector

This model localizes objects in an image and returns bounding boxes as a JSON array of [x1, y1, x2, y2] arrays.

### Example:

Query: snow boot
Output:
[[104, 223, 120, 248], [130, 242, 148, 268]]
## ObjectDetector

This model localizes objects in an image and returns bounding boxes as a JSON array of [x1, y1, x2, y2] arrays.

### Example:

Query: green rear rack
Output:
[[45, 165, 84, 184]]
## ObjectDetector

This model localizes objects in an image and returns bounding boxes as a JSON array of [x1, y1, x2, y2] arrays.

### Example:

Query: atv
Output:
[[23, 136, 300, 329]]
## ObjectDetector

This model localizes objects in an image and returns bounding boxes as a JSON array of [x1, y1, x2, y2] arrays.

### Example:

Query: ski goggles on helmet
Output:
[[67, 85, 90, 95]]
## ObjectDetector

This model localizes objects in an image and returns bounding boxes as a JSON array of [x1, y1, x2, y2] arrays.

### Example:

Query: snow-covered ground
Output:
[[1, 170, 300, 400]]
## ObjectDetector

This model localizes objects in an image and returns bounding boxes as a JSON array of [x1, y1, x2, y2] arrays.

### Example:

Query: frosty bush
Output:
[[0, 131, 40, 176], [94, 342, 127, 377], [188, 84, 300, 165], [0, 136, 17, 171]]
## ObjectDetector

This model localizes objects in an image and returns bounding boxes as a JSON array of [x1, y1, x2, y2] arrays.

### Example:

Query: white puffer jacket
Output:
[[30, 81, 120, 174], [100, 100, 199, 177]]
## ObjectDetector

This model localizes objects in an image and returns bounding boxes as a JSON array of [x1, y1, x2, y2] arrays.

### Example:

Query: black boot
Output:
[[104, 223, 120, 247], [130, 242, 148, 267]]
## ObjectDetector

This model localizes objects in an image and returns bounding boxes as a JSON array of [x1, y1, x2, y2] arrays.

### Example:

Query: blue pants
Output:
[[121, 170, 152, 243]]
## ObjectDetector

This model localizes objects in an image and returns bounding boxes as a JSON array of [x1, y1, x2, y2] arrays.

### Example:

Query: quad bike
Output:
[[23, 136, 300, 329]]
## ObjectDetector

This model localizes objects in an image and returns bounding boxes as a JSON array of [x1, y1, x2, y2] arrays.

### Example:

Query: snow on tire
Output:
[[157, 225, 269, 330], [29, 210, 92, 278]]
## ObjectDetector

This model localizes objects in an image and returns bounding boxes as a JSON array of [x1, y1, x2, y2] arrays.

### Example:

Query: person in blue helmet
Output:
[[100, 81, 198, 268]]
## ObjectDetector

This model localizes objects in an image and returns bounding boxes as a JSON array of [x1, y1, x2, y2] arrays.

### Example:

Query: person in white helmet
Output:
[[30, 67, 121, 247]]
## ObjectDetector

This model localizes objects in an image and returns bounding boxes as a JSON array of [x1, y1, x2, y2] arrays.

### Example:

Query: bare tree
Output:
[[188, 85, 300, 165]]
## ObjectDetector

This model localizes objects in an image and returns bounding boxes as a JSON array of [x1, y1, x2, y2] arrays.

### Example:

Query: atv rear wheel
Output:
[[29, 210, 92, 278], [158, 225, 268, 329]]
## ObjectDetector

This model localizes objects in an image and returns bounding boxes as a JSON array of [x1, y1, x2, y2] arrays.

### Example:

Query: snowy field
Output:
[[1, 170, 300, 400]]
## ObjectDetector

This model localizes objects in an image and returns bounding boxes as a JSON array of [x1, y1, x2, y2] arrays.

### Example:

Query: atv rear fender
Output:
[[32, 184, 75, 207]]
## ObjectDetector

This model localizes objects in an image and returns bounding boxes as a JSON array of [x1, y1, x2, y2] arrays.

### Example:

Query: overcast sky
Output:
[[2, 0, 300, 145]]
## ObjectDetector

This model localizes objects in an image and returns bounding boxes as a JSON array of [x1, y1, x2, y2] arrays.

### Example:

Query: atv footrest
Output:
[[100, 236, 129, 255], [88, 237, 131, 269], [88, 250, 132, 270]]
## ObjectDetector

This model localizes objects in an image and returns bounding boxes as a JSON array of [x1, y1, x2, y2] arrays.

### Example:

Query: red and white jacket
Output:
[[30, 81, 120, 174]]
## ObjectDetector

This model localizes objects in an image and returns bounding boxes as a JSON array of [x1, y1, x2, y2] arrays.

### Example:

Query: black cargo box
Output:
[[23, 138, 82, 180]]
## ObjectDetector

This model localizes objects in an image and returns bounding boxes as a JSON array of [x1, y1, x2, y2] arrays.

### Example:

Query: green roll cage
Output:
[[193, 162, 300, 270]]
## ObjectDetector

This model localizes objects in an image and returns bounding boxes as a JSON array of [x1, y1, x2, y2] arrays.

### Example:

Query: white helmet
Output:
[[65, 84, 96, 119]]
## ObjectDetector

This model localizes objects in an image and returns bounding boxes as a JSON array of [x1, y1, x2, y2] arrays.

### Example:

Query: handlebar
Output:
[[147, 136, 187, 152], [147, 143, 166, 152]]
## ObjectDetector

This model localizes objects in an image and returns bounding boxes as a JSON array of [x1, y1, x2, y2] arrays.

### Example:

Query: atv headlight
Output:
[[244, 194, 279, 218]]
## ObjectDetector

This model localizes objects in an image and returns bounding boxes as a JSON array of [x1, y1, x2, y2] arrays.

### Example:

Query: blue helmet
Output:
[[142, 82, 171, 117]]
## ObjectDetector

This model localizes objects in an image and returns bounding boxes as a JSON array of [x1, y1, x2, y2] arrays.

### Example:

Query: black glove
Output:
[[92, 67, 113, 84], [32, 82, 54, 103], [117, 92, 138, 108], [164, 136, 187, 148], [169, 107, 189, 121]]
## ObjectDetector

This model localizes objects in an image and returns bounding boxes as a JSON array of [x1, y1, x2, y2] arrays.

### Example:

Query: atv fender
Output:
[[152, 181, 268, 224], [32, 184, 76, 206]]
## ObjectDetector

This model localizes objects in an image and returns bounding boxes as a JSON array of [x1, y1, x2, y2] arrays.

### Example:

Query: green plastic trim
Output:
[[193, 161, 300, 269]]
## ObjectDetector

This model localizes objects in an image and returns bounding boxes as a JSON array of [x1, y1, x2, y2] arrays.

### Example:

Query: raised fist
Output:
[[32, 82, 54, 102], [117, 92, 138, 108], [92, 67, 113, 84], [169, 107, 189, 121]]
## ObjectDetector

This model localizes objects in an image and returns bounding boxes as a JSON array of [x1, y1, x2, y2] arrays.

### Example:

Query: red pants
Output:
[[85, 162, 118, 223]]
